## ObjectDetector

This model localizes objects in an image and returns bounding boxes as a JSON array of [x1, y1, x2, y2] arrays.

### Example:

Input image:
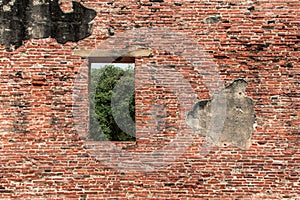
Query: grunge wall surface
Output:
[[0, 0, 299, 199]]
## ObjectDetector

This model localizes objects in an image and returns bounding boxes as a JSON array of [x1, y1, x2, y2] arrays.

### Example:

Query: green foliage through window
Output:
[[89, 64, 136, 141]]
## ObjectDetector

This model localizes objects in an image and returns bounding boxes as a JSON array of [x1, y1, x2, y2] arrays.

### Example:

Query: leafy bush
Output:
[[89, 65, 136, 141]]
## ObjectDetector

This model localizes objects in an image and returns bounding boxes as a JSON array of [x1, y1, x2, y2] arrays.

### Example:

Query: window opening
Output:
[[89, 59, 136, 141]]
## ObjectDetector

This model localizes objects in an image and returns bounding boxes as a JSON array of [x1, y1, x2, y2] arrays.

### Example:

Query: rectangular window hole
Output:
[[89, 59, 136, 141]]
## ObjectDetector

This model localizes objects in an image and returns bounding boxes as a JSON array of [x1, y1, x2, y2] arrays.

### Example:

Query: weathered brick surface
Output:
[[0, 0, 299, 199]]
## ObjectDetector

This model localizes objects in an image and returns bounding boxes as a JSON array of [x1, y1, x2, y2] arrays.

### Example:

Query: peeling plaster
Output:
[[186, 79, 255, 149], [0, 0, 96, 50]]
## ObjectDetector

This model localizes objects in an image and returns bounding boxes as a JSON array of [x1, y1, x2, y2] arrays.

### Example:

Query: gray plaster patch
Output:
[[186, 79, 255, 149], [203, 15, 221, 24]]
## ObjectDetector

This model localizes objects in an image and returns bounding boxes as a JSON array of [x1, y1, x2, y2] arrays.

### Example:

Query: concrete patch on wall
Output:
[[0, 0, 96, 50], [186, 79, 255, 149], [203, 15, 221, 24]]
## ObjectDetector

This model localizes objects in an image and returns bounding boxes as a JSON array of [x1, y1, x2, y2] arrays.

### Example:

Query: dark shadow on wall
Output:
[[0, 0, 97, 51]]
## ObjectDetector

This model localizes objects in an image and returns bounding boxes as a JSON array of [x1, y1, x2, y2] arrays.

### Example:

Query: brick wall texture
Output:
[[0, 0, 299, 199]]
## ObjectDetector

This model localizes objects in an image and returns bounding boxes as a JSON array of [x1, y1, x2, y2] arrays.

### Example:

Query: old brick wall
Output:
[[0, 0, 299, 199]]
